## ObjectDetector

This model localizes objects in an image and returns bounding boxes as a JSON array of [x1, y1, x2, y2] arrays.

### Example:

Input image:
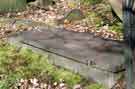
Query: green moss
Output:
[[86, 11, 103, 27], [0, 41, 83, 88], [0, 0, 26, 12], [52, 69, 82, 86], [0, 40, 106, 88], [109, 22, 123, 33]]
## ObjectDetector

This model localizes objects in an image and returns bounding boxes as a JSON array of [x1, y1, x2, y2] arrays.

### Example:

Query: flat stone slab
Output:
[[8, 27, 125, 88], [8, 27, 124, 73]]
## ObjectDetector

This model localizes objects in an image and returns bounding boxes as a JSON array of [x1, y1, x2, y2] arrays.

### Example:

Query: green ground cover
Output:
[[0, 40, 105, 89], [0, 0, 122, 88]]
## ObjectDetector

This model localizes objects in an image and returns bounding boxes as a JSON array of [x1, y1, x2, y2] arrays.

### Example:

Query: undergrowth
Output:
[[0, 40, 106, 89]]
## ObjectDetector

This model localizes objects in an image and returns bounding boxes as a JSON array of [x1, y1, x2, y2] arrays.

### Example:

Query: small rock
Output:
[[59, 83, 65, 87], [40, 83, 48, 88], [73, 84, 82, 89], [57, 9, 84, 24]]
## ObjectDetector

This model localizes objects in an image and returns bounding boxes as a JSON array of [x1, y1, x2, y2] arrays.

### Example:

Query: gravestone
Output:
[[8, 26, 125, 88]]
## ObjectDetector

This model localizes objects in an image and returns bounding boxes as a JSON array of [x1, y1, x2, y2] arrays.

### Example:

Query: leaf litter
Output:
[[0, 0, 123, 41], [0, 0, 124, 89]]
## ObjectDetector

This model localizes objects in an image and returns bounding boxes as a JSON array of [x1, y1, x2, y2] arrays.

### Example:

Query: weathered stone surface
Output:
[[8, 27, 124, 73], [8, 27, 125, 88], [8, 36, 119, 89]]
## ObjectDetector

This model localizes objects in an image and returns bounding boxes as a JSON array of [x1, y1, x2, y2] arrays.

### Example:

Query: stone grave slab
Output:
[[8, 27, 125, 88]]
